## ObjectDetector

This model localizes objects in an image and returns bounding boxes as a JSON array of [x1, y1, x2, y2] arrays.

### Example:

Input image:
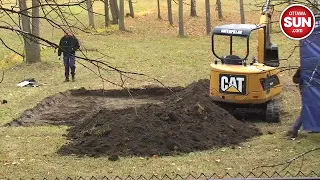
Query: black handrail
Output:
[[211, 26, 267, 64]]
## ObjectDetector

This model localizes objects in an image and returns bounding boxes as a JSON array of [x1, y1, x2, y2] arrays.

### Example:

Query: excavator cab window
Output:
[[212, 24, 263, 65], [212, 34, 247, 65]]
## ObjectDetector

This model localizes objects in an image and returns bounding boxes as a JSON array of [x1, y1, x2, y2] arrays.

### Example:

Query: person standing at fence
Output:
[[58, 31, 80, 82]]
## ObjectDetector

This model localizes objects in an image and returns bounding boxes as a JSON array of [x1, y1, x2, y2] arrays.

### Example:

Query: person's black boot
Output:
[[71, 66, 76, 82], [286, 129, 298, 138], [64, 76, 69, 82], [71, 73, 75, 82]]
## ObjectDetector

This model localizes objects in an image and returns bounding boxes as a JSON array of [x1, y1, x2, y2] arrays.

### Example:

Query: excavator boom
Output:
[[257, 0, 279, 67]]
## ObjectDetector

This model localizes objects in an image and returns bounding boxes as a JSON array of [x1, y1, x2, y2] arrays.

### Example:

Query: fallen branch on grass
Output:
[[251, 147, 320, 172], [0, 71, 3, 84]]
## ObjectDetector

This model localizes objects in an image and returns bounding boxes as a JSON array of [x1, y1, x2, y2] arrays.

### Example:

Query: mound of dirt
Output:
[[58, 79, 262, 158]]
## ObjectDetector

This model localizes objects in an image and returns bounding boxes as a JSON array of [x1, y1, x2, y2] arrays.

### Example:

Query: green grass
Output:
[[1, 0, 320, 179]]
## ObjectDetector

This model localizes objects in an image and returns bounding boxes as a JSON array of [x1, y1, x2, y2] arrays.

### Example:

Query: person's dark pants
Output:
[[291, 86, 303, 135], [292, 115, 303, 132], [63, 55, 76, 80]]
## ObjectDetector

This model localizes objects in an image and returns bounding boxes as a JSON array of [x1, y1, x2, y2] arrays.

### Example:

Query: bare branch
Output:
[[0, 38, 24, 57], [0, 71, 4, 84], [252, 148, 320, 171]]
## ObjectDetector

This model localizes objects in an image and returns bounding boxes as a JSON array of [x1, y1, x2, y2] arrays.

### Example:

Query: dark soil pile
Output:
[[58, 79, 262, 158]]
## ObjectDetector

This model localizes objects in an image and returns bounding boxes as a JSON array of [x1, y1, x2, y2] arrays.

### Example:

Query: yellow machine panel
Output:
[[209, 63, 282, 104]]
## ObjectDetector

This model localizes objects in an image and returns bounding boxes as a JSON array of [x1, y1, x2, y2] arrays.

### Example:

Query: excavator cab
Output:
[[211, 24, 279, 67]]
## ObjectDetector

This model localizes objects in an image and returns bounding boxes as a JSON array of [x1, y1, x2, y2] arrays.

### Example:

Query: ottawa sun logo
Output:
[[280, 4, 316, 40]]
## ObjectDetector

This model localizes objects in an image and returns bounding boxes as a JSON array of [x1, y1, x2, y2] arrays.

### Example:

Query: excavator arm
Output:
[[257, 0, 280, 67]]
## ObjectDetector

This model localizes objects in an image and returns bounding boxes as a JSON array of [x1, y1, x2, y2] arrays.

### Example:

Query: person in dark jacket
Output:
[[287, 67, 303, 138], [58, 31, 80, 82]]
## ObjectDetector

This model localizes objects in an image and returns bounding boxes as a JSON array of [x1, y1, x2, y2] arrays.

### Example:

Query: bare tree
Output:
[[128, 0, 134, 18], [114, 0, 120, 17], [190, 0, 197, 17], [240, 0, 245, 24], [32, 0, 41, 62], [119, 0, 125, 31], [205, 0, 211, 35], [216, 0, 223, 20], [179, 0, 184, 36], [104, 0, 110, 27], [167, 0, 173, 25], [157, 0, 162, 19], [19, 0, 39, 63], [110, 0, 119, 24], [86, 0, 95, 28]]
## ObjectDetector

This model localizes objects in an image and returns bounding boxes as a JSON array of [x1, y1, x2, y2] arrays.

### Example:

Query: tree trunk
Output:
[[19, 0, 37, 63], [179, 0, 184, 36], [216, 0, 223, 19], [205, 0, 211, 35], [190, 0, 197, 17], [31, 0, 41, 62], [119, 0, 125, 31], [110, 0, 119, 24], [157, 0, 161, 19], [239, 0, 245, 24], [104, 0, 110, 27], [114, 0, 119, 19], [128, 0, 134, 18], [167, 0, 173, 25], [86, 0, 95, 28]]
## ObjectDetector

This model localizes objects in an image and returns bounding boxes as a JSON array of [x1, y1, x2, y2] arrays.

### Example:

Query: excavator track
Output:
[[265, 99, 280, 123], [212, 98, 281, 123]]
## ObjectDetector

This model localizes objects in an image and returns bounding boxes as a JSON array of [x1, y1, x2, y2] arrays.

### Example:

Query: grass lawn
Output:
[[0, 0, 320, 179]]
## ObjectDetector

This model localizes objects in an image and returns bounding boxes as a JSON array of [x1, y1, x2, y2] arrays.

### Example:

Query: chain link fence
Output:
[[28, 171, 320, 180]]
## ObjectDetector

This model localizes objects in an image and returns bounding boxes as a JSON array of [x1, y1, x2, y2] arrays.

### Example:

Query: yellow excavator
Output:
[[209, 0, 282, 122]]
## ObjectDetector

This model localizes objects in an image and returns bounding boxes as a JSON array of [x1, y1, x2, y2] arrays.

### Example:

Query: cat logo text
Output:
[[219, 74, 247, 95]]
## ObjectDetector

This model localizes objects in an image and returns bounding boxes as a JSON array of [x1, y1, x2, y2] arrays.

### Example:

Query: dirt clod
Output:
[[267, 130, 275, 135], [108, 154, 120, 161]]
